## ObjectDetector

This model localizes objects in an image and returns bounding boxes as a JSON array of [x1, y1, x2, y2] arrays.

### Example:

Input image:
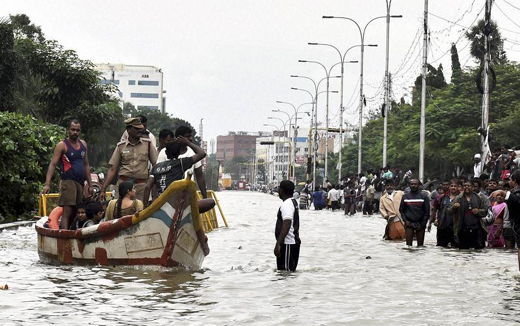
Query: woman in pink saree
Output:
[[487, 193, 508, 248]]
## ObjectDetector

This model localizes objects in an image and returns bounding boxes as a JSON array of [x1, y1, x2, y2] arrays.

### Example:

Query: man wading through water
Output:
[[274, 180, 301, 272], [399, 179, 430, 246], [42, 119, 93, 229]]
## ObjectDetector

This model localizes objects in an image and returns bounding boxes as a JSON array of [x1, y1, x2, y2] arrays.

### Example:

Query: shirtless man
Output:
[[42, 119, 93, 229]]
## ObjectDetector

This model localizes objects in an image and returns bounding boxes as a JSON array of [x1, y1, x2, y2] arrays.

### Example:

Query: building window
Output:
[[129, 80, 136, 85], [100, 79, 119, 85], [137, 106, 159, 110], [131, 93, 159, 99], [118, 92, 123, 98], [138, 80, 159, 86]]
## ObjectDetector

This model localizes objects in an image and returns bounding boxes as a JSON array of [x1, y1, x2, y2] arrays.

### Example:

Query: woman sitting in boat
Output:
[[143, 136, 215, 213], [105, 181, 144, 221]]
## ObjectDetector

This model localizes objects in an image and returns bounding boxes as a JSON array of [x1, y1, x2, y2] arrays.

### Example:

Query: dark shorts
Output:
[[331, 201, 339, 210], [58, 180, 83, 206], [277, 243, 300, 272]]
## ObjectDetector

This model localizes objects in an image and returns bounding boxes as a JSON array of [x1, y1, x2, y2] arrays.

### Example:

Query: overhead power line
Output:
[[495, 2, 520, 30], [502, 0, 520, 11]]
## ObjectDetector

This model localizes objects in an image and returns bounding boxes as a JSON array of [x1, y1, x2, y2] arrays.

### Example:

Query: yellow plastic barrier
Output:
[[38, 192, 113, 217], [37, 190, 228, 234], [197, 190, 228, 233]]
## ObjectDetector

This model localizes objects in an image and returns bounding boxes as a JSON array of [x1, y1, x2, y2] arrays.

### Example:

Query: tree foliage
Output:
[[338, 57, 520, 180], [466, 19, 506, 65], [0, 112, 64, 222], [0, 14, 125, 168]]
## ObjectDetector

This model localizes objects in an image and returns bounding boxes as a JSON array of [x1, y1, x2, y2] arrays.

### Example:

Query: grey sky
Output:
[[5, 1, 520, 147]]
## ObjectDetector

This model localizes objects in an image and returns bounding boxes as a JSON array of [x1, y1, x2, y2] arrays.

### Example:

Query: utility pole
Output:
[[199, 118, 204, 141], [383, 0, 392, 168], [358, 43, 365, 175], [325, 77, 330, 180], [419, 0, 429, 182], [480, 0, 493, 173]]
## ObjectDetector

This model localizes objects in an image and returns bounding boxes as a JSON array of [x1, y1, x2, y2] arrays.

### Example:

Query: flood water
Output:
[[2, 191, 520, 325]]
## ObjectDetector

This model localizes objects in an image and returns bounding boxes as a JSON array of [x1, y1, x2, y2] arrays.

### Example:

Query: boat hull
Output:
[[35, 179, 208, 270]]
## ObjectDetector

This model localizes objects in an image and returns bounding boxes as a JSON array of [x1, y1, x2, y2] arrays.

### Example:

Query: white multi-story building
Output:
[[95, 63, 165, 113], [256, 131, 291, 185]]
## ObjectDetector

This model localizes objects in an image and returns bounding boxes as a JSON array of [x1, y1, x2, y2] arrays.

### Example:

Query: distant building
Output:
[[95, 63, 165, 113], [216, 131, 260, 162]]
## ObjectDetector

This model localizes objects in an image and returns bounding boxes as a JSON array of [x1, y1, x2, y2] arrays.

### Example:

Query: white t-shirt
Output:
[[474, 162, 482, 178], [157, 146, 202, 177], [327, 188, 340, 201], [280, 198, 297, 244]]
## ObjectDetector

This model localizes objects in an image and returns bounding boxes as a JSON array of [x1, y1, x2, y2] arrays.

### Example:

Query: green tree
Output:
[[134, 107, 199, 144], [466, 19, 507, 65], [0, 112, 63, 222], [0, 21, 16, 112]]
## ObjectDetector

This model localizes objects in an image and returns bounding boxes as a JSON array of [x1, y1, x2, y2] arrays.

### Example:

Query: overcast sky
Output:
[[5, 0, 520, 149]]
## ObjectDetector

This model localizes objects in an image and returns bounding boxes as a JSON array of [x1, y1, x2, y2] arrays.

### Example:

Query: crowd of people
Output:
[[294, 153, 520, 268], [41, 116, 214, 233]]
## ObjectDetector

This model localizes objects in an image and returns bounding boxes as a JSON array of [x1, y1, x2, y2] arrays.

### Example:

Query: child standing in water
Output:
[[488, 192, 508, 248]]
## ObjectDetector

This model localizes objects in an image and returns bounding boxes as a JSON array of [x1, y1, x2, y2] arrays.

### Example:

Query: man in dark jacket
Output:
[[399, 179, 430, 246], [448, 181, 488, 249]]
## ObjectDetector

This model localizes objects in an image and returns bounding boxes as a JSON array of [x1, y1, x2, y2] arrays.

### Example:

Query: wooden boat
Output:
[[35, 178, 209, 270]]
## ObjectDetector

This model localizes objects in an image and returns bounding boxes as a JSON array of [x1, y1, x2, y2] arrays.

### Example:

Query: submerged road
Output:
[[1, 191, 520, 325]]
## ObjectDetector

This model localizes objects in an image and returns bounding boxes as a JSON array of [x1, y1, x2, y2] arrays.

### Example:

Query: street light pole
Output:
[[290, 77, 319, 190], [308, 43, 362, 182], [298, 60, 335, 183], [324, 14, 400, 174], [275, 101, 313, 181], [419, 0, 428, 182], [383, 2, 403, 167]]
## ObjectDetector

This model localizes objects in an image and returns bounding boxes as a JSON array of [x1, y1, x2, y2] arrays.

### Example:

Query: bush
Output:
[[0, 111, 63, 222]]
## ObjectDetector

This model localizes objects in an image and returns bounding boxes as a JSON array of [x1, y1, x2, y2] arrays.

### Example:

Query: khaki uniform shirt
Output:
[[109, 138, 158, 179]]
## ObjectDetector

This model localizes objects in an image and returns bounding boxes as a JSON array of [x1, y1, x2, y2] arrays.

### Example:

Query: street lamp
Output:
[[323, 14, 400, 174], [275, 101, 313, 180], [298, 59, 343, 182], [308, 42, 364, 182], [290, 80, 338, 189]]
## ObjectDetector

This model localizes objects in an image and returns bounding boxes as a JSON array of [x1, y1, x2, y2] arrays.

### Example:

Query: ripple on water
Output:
[[2, 192, 520, 325]]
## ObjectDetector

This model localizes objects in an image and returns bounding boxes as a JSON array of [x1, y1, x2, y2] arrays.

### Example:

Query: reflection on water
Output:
[[2, 191, 520, 325]]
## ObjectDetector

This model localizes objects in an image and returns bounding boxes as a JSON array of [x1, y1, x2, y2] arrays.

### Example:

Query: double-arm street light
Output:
[[274, 101, 313, 180], [323, 13, 401, 174], [291, 80, 338, 189], [308, 42, 364, 182], [298, 59, 342, 181]]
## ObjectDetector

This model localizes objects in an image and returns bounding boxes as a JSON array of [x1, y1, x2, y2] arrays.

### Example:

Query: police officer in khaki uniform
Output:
[[100, 117, 158, 202]]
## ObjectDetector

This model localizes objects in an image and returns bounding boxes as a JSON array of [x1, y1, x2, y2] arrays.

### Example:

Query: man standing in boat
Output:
[[41, 119, 93, 229], [157, 125, 208, 199], [100, 117, 158, 202], [274, 180, 301, 272]]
